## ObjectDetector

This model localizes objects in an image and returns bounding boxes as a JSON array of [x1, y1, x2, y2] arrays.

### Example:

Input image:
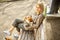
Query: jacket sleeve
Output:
[[34, 14, 45, 29], [24, 14, 45, 30]]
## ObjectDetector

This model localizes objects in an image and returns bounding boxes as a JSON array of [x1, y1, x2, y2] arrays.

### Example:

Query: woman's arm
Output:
[[34, 14, 45, 29], [24, 14, 45, 30]]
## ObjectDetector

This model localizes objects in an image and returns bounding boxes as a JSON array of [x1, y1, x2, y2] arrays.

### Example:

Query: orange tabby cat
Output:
[[24, 16, 33, 23]]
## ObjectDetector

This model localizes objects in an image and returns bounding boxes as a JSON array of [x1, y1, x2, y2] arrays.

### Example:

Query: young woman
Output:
[[18, 3, 45, 40]]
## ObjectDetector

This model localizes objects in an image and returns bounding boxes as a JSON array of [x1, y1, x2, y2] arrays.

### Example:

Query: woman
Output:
[[18, 3, 45, 40], [4, 2, 45, 40]]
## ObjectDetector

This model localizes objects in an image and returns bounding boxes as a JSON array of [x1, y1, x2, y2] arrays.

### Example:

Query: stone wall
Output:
[[44, 17, 60, 40]]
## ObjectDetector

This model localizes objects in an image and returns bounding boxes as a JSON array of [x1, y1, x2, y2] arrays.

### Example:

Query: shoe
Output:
[[3, 31, 11, 36], [13, 33, 19, 39]]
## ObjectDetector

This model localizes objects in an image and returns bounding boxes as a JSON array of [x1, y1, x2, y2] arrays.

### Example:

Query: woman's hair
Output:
[[36, 3, 44, 15]]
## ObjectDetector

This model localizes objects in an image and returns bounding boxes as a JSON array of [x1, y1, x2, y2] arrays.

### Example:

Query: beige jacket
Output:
[[24, 14, 45, 30]]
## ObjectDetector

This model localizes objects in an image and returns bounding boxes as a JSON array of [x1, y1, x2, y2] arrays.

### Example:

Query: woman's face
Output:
[[36, 3, 44, 15]]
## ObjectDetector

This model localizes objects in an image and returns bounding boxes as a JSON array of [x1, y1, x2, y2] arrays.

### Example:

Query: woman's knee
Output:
[[12, 19, 24, 27], [15, 19, 20, 23], [12, 19, 20, 27], [15, 19, 24, 23]]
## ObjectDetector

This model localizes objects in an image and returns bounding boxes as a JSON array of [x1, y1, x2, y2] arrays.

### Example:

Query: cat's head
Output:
[[24, 16, 33, 22]]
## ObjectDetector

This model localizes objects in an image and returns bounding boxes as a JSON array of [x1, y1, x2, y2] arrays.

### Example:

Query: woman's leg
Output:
[[3, 26, 15, 36], [8, 26, 14, 33], [4, 19, 23, 36], [13, 27, 20, 39], [12, 19, 24, 35], [12, 19, 24, 27], [12, 19, 24, 38]]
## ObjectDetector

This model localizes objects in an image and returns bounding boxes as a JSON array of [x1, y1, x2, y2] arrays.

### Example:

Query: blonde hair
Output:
[[36, 3, 44, 15]]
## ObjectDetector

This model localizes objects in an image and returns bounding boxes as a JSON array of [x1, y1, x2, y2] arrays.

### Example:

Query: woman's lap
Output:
[[12, 19, 35, 40], [12, 19, 24, 32]]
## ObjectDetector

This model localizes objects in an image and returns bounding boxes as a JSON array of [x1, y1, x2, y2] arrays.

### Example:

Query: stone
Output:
[[43, 14, 60, 40]]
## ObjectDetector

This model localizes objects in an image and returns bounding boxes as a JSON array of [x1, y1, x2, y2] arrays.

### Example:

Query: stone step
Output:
[[46, 14, 60, 19], [44, 13, 60, 40]]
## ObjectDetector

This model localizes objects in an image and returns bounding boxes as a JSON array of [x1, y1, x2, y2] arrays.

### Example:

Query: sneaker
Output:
[[13, 33, 19, 39], [3, 31, 11, 36]]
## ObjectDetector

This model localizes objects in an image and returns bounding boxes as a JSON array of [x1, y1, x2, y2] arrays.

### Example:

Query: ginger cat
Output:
[[24, 16, 33, 23]]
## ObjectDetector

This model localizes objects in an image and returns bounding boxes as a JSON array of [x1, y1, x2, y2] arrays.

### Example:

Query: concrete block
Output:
[[43, 14, 60, 40]]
